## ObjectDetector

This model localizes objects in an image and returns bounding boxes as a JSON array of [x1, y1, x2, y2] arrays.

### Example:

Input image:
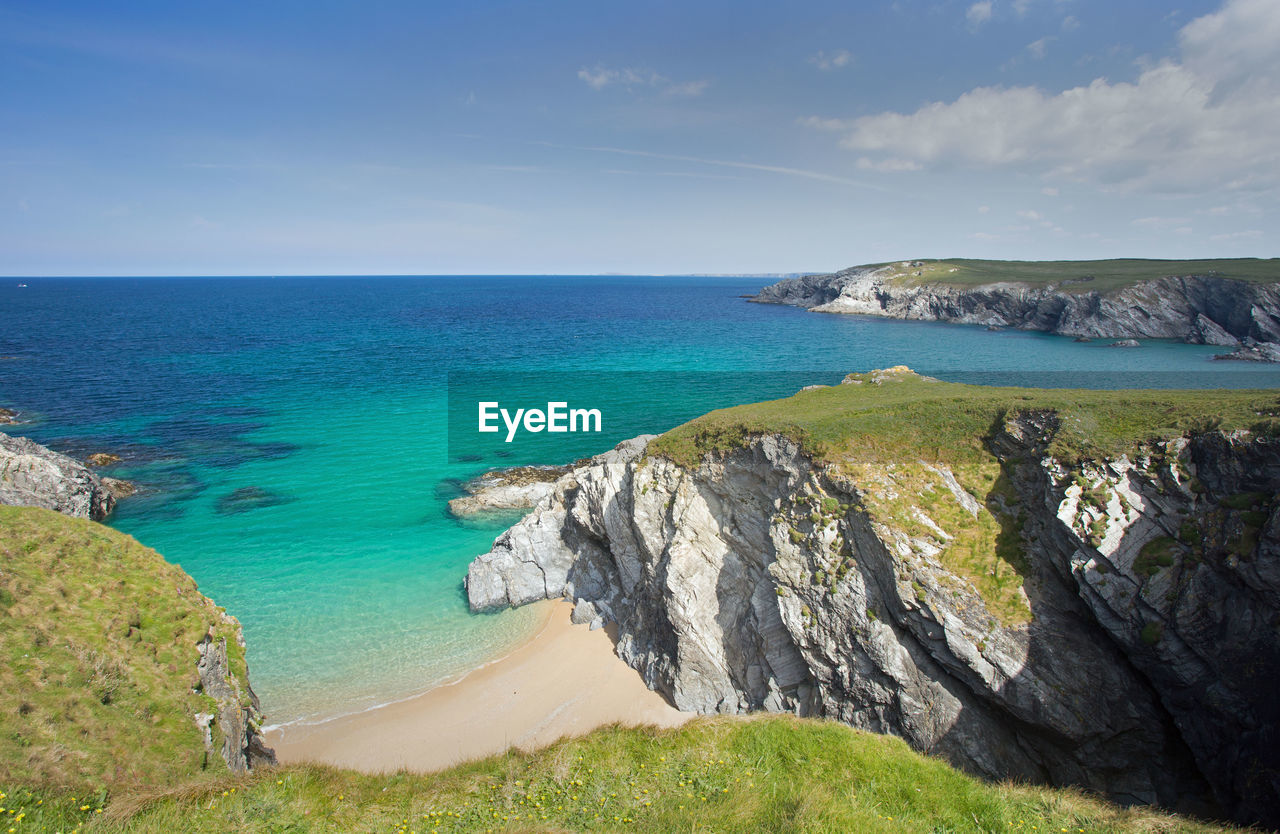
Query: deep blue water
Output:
[[3, 276, 1277, 724]]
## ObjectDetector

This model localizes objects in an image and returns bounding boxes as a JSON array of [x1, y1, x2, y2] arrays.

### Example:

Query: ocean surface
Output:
[[4, 275, 1279, 726]]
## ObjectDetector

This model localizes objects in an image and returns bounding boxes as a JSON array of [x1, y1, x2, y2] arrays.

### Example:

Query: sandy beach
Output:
[[265, 600, 690, 773]]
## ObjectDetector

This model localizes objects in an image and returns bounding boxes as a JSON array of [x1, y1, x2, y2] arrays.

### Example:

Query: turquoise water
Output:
[[3, 276, 1278, 725]]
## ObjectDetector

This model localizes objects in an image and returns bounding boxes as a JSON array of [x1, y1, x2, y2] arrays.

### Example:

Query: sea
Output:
[[3, 275, 1278, 728]]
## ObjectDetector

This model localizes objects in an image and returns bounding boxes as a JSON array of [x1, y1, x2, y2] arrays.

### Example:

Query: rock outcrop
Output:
[[0, 432, 118, 520], [196, 623, 276, 773], [753, 266, 1280, 350], [449, 463, 577, 517], [467, 422, 1280, 826], [1213, 340, 1280, 363]]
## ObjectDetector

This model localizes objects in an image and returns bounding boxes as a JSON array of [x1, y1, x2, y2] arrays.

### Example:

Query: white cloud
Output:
[[978, 205, 991, 213], [811, 0, 1280, 194], [1132, 216, 1190, 227], [577, 66, 617, 90], [537, 141, 885, 190], [1026, 36, 1052, 59], [810, 49, 853, 71], [966, 1, 994, 27], [1017, 209, 1044, 220], [1041, 186, 1059, 196], [664, 80, 710, 97], [798, 115, 848, 131], [1061, 15, 1080, 31], [1210, 229, 1263, 241], [855, 156, 922, 172], [577, 65, 707, 96], [602, 168, 743, 181]]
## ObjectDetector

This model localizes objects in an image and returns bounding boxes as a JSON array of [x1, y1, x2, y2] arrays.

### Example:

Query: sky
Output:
[[1, 0, 1277, 275]]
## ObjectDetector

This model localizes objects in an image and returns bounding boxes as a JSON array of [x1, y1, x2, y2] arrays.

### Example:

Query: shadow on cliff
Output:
[[916, 415, 1237, 825]]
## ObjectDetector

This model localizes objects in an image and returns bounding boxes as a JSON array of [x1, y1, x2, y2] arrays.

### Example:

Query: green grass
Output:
[[1135, 537, 1180, 577], [0, 483, 1250, 832], [0, 716, 1240, 832], [649, 369, 1280, 469], [649, 370, 1280, 624], [845, 460, 1032, 626], [860, 257, 1280, 293], [0, 506, 251, 793]]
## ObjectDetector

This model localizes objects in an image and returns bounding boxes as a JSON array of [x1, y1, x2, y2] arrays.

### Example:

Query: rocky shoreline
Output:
[[465, 385, 1280, 826], [0, 432, 128, 520], [448, 462, 580, 517], [752, 265, 1280, 358]]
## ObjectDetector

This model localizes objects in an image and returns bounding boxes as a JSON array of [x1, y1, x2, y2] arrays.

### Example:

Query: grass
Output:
[[0, 506, 251, 793], [649, 369, 1280, 470], [1135, 537, 1180, 577], [649, 370, 1279, 623], [0, 461, 1253, 832], [0, 716, 1241, 832], [857, 257, 1280, 293], [845, 460, 1032, 626]]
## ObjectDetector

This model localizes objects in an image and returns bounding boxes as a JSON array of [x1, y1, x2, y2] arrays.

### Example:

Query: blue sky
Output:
[[1, 0, 1276, 275]]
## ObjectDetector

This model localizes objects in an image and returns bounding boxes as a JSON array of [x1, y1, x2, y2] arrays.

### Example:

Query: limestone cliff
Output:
[[466, 395, 1280, 826], [753, 265, 1280, 347]]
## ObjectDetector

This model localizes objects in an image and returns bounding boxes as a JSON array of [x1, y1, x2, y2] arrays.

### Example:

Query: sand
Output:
[[264, 600, 690, 773]]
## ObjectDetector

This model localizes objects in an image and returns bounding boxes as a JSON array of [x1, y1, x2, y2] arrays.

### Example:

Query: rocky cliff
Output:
[[466, 376, 1280, 827], [0, 432, 122, 519], [753, 265, 1280, 348]]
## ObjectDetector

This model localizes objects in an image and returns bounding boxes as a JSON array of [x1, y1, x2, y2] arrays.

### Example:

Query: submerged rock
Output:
[[85, 452, 122, 466], [215, 486, 293, 515], [1108, 339, 1141, 348], [0, 407, 18, 425], [1213, 341, 1280, 362], [0, 432, 117, 520], [103, 477, 137, 499]]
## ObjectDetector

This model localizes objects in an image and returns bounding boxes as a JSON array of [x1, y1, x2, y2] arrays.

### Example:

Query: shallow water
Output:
[[3, 275, 1276, 724]]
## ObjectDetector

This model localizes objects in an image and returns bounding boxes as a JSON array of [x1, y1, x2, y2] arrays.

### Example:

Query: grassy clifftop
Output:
[[649, 368, 1280, 468], [4, 717, 1238, 832], [863, 257, 1280, 292], [0, 506, 250, 792], [0, 480, 1250, 831]]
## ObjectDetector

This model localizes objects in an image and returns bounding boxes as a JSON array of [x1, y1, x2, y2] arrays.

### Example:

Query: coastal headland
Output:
[[754, 258, 1280, 359]]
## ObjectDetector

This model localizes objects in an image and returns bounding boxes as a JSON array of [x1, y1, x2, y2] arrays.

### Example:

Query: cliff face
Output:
[[0, 432, 118, 520], [196, 625, 277, 774], [753, 266, 1280, 346], [467, 422, 1280, 826]]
